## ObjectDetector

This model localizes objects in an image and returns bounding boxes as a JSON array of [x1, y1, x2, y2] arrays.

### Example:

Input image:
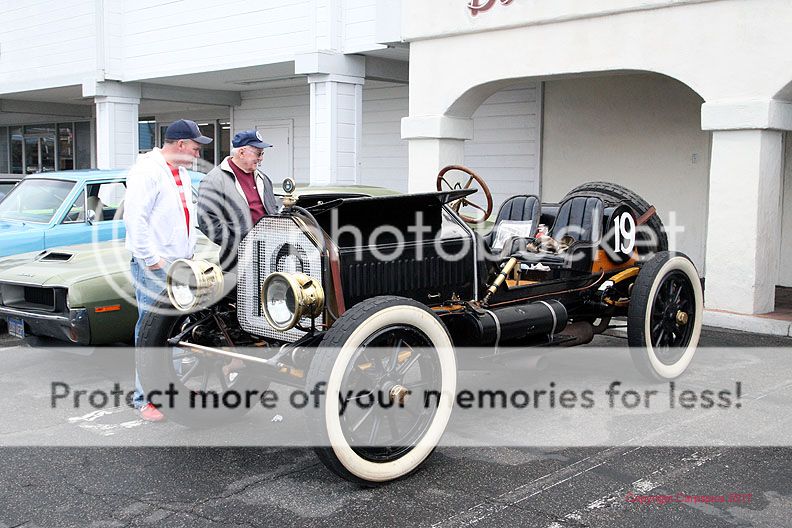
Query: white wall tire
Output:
[[627, 252, 703, 380], [305, 296, 456, 485]]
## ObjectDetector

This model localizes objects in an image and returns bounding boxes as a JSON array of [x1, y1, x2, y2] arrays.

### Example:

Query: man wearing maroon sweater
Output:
[[197, 130, 278, 274]]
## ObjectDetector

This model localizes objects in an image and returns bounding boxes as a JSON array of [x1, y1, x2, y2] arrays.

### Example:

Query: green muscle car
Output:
[[0, 238, 220, 345]]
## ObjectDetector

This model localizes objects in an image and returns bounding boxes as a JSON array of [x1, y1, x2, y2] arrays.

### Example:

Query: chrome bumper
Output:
[[0, 306, 91, 345]]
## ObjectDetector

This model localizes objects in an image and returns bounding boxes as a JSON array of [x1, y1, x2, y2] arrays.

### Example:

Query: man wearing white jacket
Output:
[[124, 119, 212, 421]]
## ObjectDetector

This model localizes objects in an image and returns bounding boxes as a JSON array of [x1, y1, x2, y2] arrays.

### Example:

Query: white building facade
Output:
[[401, 0, 792, 319], [1, 0, 791, 320]]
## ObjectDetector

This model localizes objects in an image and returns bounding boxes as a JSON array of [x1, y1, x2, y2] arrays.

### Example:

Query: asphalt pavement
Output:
[[0, 327, 790, 528]]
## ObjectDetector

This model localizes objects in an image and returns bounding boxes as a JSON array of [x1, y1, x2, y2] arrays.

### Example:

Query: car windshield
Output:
[[0, 179, 75, 223], [0, 182, 16, 201]]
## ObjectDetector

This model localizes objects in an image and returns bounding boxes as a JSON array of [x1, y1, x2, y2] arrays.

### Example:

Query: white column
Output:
[[94, 95, 140, 169], [701, 99, 792, 314], [297, 53, 366, 186], [704, 130, 784, 314], [84, 81, 141, 169], [307, 74, 364, 186], [402, 115, 474, 193], [406, 139, 466, 193]]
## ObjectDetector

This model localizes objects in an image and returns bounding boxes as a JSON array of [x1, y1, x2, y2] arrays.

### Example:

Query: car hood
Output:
[[298, 185, 398, 196], [0, 238, 220, 288], [0, 220, 45, 235]]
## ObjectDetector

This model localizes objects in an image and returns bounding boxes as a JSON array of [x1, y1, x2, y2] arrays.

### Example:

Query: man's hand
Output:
[[147, 258, 167, 270]]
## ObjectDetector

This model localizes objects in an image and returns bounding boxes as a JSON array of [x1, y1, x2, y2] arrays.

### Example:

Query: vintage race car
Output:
[[137, 166, 703, 485], [0, 184, 397, 344]]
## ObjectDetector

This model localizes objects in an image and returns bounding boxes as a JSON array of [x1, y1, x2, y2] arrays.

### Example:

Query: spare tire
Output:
[[564, 181, 668, 257]]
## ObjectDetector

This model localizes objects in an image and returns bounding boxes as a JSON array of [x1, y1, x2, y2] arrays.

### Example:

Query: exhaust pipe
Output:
[[458, 300, 569, 347]]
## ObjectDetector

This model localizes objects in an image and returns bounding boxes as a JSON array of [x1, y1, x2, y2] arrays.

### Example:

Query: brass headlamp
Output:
[[261, 272, 324, 331], [166, 259, 225, 312]]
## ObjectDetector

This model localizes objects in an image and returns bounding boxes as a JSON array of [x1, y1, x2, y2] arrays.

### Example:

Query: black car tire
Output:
[[137, 301, 266, 427], [564, 181, 668, 257], [305, 296, 457, 486], [627, 252, 703, 380]]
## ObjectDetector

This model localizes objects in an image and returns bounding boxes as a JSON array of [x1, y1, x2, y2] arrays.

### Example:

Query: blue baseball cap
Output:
[[164, 119, 213, 144], [232, 130, 273, 149]]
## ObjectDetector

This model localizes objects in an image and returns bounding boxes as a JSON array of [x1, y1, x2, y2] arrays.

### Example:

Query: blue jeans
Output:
[[131, 257, 168, 409]]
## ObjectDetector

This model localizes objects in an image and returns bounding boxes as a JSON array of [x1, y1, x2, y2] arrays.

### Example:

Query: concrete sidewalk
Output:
[[704, 310, 792, 338]]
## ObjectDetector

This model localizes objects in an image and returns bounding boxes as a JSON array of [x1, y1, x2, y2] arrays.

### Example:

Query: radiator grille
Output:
[[0, 284, 58, 311], [237, 216, 323, 342], [24, 287, 55, 308]]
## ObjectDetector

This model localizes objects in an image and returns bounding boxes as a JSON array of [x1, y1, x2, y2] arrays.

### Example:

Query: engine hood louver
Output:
[[36, 251, 75, 262]]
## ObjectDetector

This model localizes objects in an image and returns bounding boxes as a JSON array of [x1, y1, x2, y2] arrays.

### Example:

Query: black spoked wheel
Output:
[[339, 325, 442, 464], [306, 296, 456, 486], [137, 301, 268, 427], [648, 270, 697, 362], [628, 252, 703, 380]]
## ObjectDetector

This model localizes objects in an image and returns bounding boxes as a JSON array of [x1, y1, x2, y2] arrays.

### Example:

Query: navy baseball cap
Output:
[[164, 119, 213, 144], [232, 130, 273, 149]]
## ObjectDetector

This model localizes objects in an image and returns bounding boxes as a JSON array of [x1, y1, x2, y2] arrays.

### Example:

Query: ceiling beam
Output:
[[0, 99, 93, 118], [140, 83, 241, 107], [364, 57, 409, 84]]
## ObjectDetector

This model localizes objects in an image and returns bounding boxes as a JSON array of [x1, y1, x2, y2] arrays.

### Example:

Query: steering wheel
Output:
[[436, 165, 494, 224]]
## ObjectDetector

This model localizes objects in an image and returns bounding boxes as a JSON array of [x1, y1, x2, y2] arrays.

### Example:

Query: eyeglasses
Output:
[[245, 148, 264, 159]]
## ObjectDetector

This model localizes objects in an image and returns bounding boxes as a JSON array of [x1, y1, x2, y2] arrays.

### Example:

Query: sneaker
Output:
[[139, 403, 166, 422]]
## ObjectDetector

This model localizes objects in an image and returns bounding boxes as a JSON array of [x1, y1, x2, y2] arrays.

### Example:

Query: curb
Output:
[[703, 310, 792, 338], [603, 313, 792, 339]]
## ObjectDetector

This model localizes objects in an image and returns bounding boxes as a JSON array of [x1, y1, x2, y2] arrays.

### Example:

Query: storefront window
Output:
[[10, 127, 23, 174], [0, 126, 8, 173], [139, 119, 156, 152], [74, 121, 91, 169], [24, 124, 56, 173], [24, 135, 39, 173], [218, 121, 231, 161], [197, 122, 216, 165], [7, 122, 90, 173], [58, 124, 74, 171]]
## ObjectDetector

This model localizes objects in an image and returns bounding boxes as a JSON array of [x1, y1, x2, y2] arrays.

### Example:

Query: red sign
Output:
[[468, 0, 514, 16]]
